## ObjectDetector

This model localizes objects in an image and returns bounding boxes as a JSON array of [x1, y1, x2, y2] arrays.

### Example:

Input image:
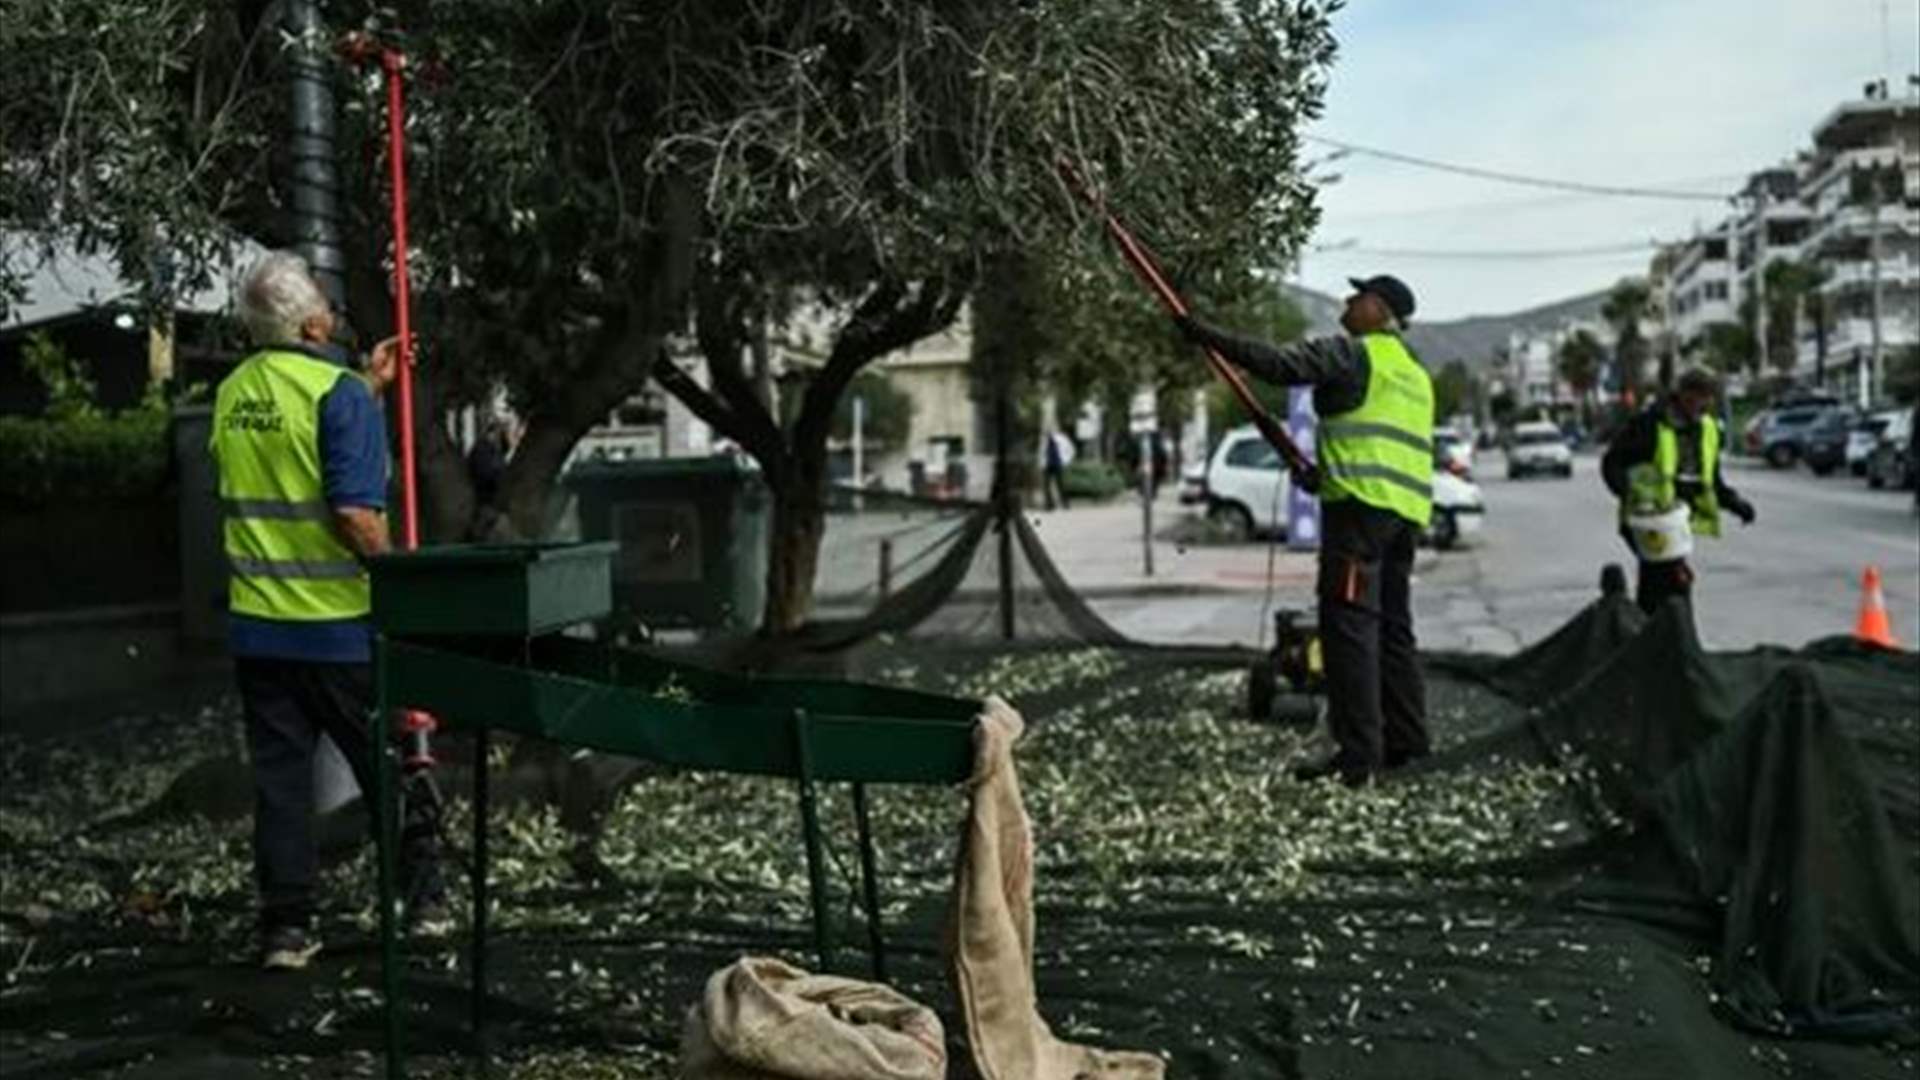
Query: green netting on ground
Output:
[[4, 601, 1916, 1078], [3, 490, 1916, 1078]]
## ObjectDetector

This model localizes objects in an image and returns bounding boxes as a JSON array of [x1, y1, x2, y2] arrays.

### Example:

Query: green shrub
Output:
[[1059, 459, 1126, 500], [0, 408, 171, 505]]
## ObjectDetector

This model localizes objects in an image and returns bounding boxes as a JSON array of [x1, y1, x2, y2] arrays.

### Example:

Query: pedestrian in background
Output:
[[1178, 275, 1433, 787], [212, 252, 448, 970], [1601, 366, 1757, 615], [1041, 427, 1074, 510]]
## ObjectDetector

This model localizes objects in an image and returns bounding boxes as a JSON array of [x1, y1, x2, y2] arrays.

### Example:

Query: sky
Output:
[[1296, 0, 1920, 321]]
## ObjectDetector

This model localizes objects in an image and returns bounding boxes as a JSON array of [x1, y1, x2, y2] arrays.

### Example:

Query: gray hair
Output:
[[236, 251, 329, 346]]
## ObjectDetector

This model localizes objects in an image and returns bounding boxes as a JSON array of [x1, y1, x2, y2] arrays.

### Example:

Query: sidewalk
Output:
[[1022, 491, 1424, 598]]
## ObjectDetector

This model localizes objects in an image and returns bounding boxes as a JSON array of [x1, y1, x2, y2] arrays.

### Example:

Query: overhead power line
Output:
[[1304, 135, 1737, 203], [1314, 240, 1663, 261]]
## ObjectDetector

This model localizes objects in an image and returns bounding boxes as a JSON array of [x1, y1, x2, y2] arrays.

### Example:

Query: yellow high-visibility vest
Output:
[[211, 350, 371, 621], [1316, 333, 1435, 528]]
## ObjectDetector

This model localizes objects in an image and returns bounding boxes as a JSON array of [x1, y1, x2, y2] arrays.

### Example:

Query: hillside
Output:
[[1285, 284, 1612, 368]]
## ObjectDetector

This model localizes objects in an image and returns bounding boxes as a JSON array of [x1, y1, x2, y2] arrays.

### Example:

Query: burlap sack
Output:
[[679, 956, 945, 1080], [948, 697, 1165, 1080]]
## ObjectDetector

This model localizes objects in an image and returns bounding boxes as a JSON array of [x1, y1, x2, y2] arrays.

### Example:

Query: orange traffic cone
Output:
[[1853, 565, 1901, 649]]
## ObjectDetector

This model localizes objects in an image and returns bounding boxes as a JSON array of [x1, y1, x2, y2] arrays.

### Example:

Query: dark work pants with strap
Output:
[[237, 657, 441, 930], [1317, 500, 1429, 778]]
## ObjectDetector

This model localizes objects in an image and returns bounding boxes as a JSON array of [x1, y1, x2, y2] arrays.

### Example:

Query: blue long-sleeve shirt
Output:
[[227, 343, 388, 663]]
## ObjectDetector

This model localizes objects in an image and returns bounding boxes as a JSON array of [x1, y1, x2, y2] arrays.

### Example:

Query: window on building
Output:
[[1705, 281, 1729, 301]]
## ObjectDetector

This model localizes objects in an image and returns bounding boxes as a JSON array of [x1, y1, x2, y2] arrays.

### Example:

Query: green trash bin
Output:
[[565, 455, 769, 632]]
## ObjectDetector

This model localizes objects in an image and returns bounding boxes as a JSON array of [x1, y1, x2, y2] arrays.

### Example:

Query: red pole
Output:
[[372, 47, 438, 767], [1056, 159, 1317, 487], [381, 48, 420, 551]]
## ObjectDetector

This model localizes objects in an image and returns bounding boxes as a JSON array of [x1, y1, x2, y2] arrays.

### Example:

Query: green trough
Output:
[[366, 542, 980, 1078]]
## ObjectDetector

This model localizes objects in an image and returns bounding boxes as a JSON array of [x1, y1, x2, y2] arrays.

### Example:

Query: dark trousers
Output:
[[1317, 501, 1429, 775], [1042, 466, 1070, 510], [1619, 527, 1694, 614], [237, 657, 439, 929]]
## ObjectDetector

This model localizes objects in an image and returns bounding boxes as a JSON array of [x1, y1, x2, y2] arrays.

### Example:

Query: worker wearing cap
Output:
[[1178, 275, 1433, 787], [212, 251, 446, 970], [1601, 367, 1756, 615]]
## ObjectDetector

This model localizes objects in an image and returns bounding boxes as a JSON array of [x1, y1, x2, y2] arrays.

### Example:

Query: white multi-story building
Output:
[[1795, 81, 1920, 402], [1500, 315, 1617, 413], [1663, 226, 1737, 354], [1732, 165, 1815, 372]]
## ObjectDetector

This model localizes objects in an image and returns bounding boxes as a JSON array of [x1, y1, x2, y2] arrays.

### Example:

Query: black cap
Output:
[[1348, 275, 1416, 322]]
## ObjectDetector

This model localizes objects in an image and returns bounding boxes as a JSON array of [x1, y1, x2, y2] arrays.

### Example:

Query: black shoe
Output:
[[1290, 757, 1373, 788], [260, 924, 322, 971]]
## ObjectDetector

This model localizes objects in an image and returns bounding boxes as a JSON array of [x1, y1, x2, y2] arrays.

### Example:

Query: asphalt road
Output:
[[1087, 451, 1920, 655]]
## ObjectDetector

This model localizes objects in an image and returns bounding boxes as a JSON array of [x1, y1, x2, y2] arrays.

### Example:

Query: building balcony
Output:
[[1802, 314, 1920, 362], [1808, 204, 1920, 254], [1799, 146, 1910, 200], [1818, 256, 1920, 295]]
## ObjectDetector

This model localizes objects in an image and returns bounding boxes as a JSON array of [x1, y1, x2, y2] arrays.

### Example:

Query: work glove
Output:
[[1728, 495, 1756, 526]]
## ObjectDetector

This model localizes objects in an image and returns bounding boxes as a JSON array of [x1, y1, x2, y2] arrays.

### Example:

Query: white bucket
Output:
[[1627, 505, 1693, 563]]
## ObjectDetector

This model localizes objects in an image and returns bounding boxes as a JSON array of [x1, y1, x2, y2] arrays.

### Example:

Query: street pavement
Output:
[[1033, 452, 1919, 655]]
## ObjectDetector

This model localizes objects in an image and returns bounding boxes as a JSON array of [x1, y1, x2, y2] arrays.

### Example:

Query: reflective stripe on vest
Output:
[[1315, 333, 1435, 528], [1622, 414, 1722, 538], [222, 497, 333, 522], [211, 349, 372, 621]]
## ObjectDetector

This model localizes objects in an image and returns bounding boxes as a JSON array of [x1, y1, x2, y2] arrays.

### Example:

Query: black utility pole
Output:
[[284, 0, 346, 307]]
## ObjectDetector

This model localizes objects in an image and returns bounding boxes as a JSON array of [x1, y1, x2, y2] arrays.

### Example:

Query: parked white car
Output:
[[1433, 424, 1474, 476], [1507, 420, 1574, 479], [1427, 468, 1485, 550], [1849, 411, 1900, 476], [1203, 426, 1291, 538], [1202, 425, 1485, 548]]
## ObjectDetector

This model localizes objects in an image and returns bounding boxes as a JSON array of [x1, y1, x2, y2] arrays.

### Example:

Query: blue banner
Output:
[[1285, 386, 1320, 550]]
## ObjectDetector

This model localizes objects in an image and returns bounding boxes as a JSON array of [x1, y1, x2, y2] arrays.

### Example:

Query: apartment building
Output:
[[1662, 226, 1736, 354], [1733, 165, 1816, 370], [1500, 315, 1617, 413], [1795, 82, 1920, 401]]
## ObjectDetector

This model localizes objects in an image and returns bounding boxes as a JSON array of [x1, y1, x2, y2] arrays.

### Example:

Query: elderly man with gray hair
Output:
[[211, 251, 446, 970]]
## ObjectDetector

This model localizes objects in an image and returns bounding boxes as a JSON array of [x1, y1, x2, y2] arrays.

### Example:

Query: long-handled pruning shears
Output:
[[1057, 159, 1319, 492]]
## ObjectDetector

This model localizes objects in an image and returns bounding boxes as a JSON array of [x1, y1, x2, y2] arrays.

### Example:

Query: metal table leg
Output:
[[471, 724, 491, 1070], [792, 710, 832, 973], [852, 783, 887, 983], [375, 641, 406, 1079]]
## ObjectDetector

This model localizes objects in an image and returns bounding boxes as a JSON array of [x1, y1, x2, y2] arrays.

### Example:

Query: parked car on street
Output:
[[1801, 409, 1858, 476], [1426, 468, 1485, 551], [1848, 411, 1897, 476], [1507, 420, 1574, 479], [1433, 425, 1474, 477], [1754, 403, 1844, 468], [1204, 426, 1291, 538], [1866, 407, 1915, 491], [1201, 424, 1484, 547], [1177, 460, 1208, 505]]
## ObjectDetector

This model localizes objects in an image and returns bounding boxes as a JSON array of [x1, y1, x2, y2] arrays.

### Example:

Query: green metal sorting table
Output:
[[367, 542, 981, 1077]]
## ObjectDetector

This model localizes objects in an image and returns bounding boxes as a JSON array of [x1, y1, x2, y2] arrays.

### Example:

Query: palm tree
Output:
[[1601, 277, 1652, 402], [1762, 258, 1829, 380], [1556, 328, 1606, 426]]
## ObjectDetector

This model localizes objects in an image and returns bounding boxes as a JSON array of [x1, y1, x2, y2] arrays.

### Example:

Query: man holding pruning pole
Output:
[[1177, 277, 1435, 788], [213, 252, 449, 970]]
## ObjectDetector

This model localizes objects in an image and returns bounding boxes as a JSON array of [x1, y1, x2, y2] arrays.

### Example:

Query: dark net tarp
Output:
[[2, 491, 1917, 1079]]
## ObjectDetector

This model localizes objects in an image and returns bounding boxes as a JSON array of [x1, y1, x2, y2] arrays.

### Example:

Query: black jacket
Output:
[[1177, 319, 1393, 417], [1601, 403, 1746, 512]]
